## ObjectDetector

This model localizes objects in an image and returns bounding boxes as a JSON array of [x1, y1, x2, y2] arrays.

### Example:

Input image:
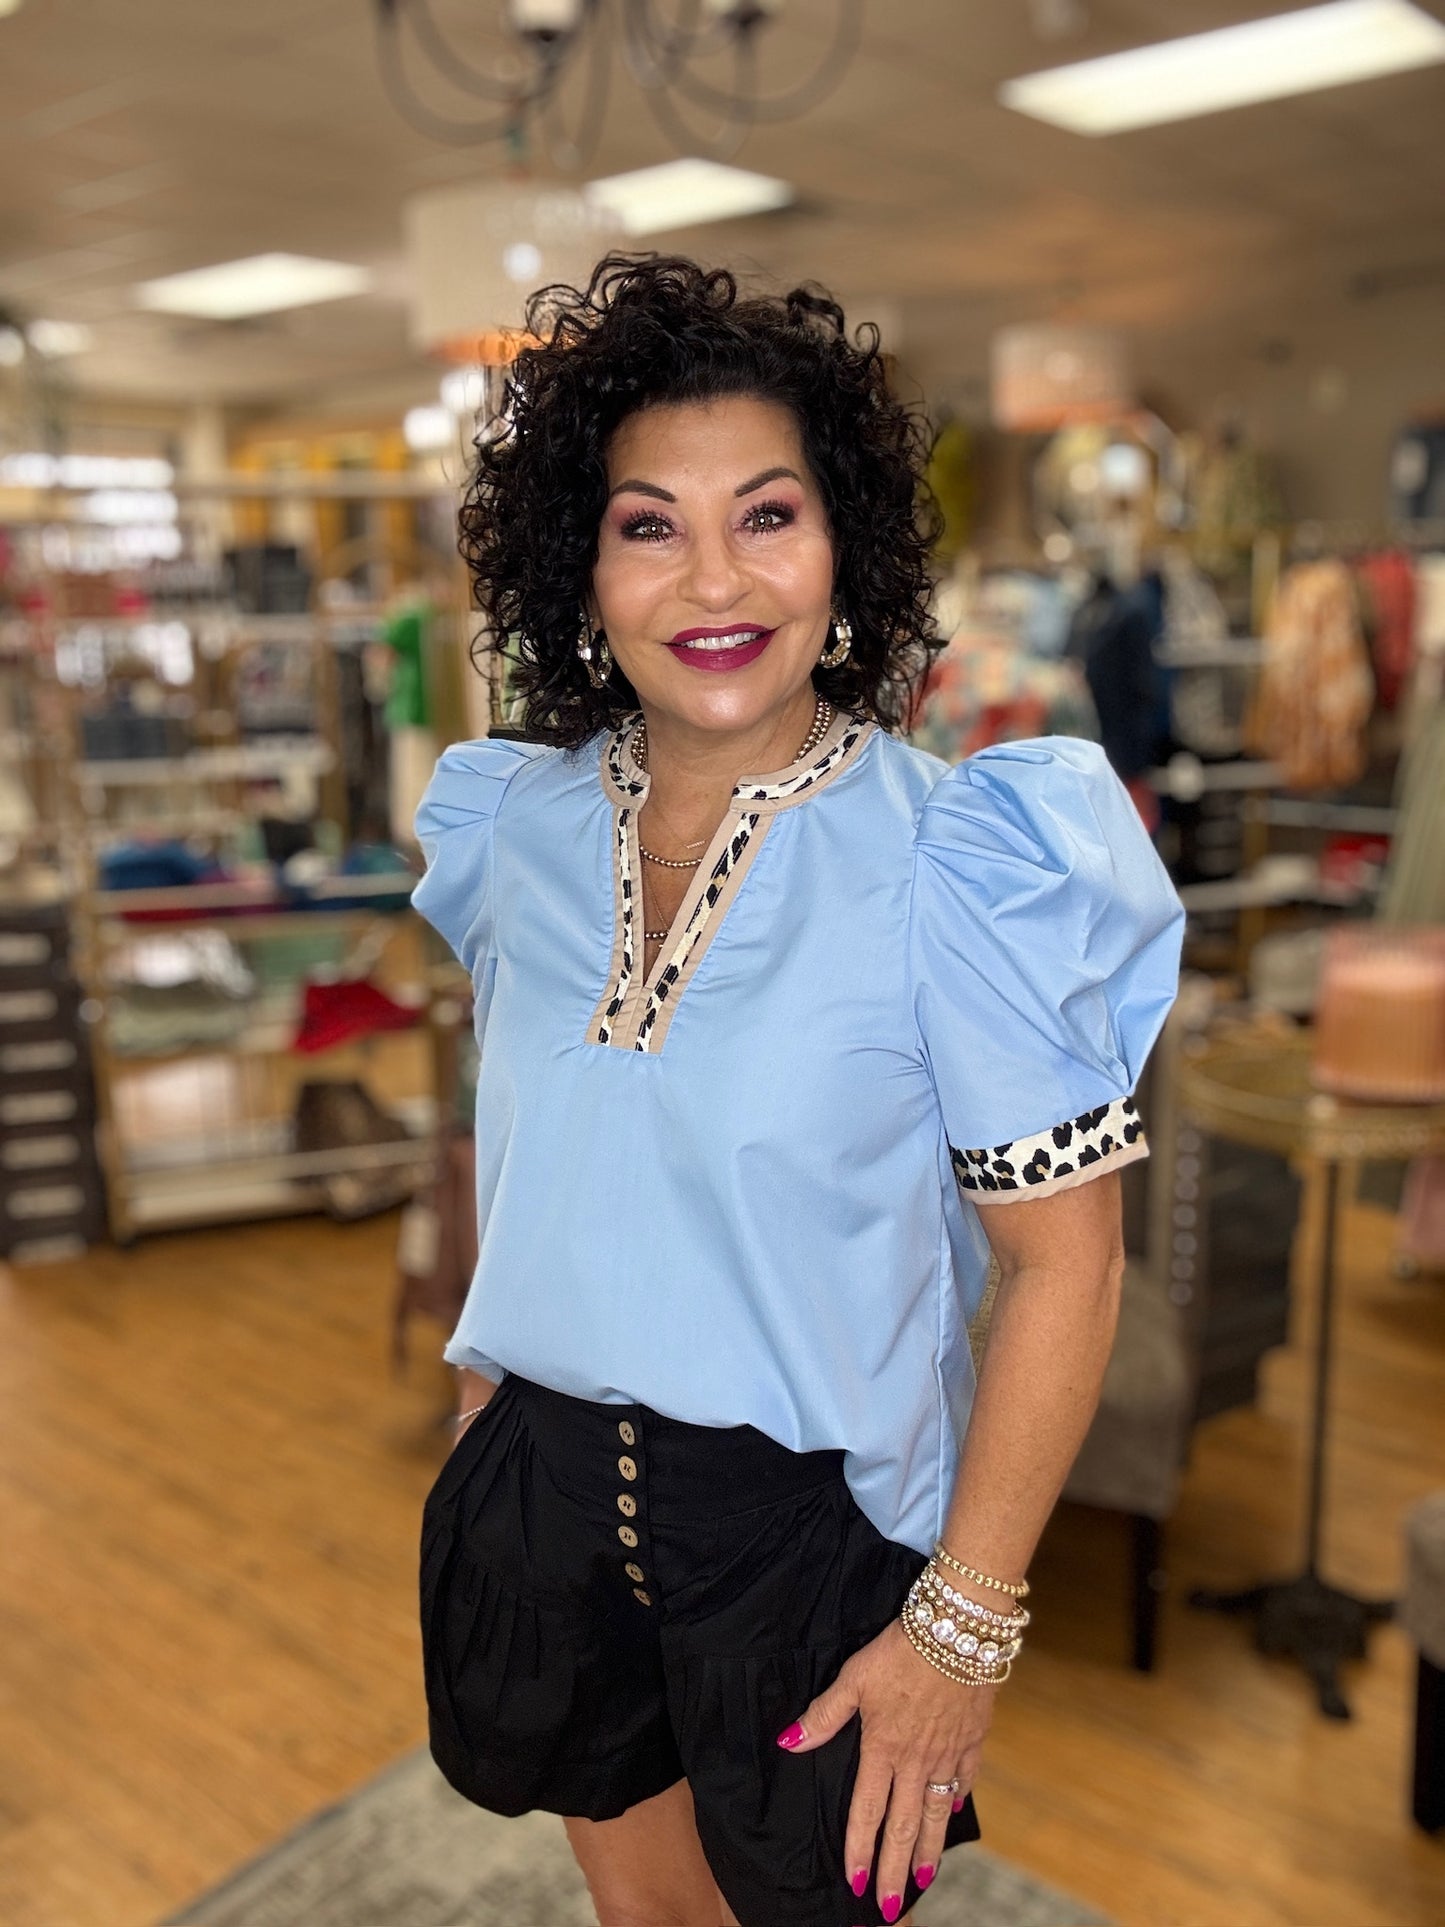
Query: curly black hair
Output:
[[460, 254, 941, 748]]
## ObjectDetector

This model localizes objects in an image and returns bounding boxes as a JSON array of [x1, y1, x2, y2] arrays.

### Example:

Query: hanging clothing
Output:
[[1354, 549, 1416, 712], [1065, 572, 1167, 784], [384, 600, 440, 847], [1404, 554, 1445, 742], [1192, 434, 1284, 580], [908, 632, 1095, 761], [1244, 559, 1375, 791], [1379, 695, 1445, 926], [1390, 421, 1445, 524]]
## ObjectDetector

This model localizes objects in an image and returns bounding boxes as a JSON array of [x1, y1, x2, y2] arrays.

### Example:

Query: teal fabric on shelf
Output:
[[411, 716, 1184, 1555]]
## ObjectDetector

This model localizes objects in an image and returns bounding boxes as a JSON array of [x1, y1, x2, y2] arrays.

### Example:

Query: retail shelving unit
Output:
[[73, 879, 436, 1247], [0, 469, 481, 1245]]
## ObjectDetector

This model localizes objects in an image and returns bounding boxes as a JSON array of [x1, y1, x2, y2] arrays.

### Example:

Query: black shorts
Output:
[[419, 1373, 981, 1927]]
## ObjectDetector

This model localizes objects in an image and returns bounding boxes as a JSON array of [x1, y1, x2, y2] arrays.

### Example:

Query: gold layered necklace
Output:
[[638, 694, 832, 938]]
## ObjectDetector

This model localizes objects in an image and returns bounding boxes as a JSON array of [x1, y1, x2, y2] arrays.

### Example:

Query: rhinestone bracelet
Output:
[[911, 1569, 1030, 1632], [905, 1575, 1026, 1662], [900, 1558, 1028, 1686], [901, 1604, 1016, 1687]]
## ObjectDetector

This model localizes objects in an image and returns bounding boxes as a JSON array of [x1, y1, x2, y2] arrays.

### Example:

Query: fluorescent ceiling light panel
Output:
[[584, 159, 792, 236], [26, 318, 94, 357], [135, 252, 372, 319], [999, 0, 1445, 135]]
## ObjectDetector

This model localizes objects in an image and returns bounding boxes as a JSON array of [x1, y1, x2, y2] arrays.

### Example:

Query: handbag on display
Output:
[[290, 1078, 429, 1222]]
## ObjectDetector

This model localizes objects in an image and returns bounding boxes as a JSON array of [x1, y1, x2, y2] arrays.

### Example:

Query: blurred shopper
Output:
[[412, 256, 1185, 1927]]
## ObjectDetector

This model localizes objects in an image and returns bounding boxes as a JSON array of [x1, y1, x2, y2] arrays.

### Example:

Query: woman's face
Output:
[[590, 394, 835, 742]]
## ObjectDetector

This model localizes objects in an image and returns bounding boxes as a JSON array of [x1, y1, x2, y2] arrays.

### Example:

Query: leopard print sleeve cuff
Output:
[[949, 1095, 1148, 1203]]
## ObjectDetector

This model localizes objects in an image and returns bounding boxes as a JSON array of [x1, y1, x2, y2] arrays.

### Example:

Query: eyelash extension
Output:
[[744, 499, 795, 532], [617, 499, 796, 542], [619, 511, 675, 542]]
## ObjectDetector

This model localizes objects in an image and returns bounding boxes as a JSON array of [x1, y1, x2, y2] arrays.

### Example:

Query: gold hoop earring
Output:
[[819, 606, 853, 669], [577, 615, 613, 689]]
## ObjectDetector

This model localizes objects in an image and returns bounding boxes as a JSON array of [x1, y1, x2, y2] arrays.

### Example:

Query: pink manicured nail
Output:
[[775, 1721, 804, 1749], [849, 1868, 868, 1896], [881, 1897, 902, 1924], [915, 1862, 935, 1890], [952, 1795, 964, 1811]]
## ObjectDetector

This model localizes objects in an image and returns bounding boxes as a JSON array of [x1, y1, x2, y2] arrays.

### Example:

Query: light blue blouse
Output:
[[412, 708, 1185, 1554]]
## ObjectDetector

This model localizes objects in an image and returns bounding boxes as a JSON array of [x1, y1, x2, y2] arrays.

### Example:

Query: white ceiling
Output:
[[1, 0, 1443, 410]]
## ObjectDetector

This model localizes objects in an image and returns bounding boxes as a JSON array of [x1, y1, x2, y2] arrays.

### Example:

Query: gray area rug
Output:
[[162, 1747, 1111, 1927]]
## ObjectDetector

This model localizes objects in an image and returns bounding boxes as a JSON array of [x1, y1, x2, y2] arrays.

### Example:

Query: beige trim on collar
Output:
[[599, 706, 876, 815], [589, 709, 876, 1052]]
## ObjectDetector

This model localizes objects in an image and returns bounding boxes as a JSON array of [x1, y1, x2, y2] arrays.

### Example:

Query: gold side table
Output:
[[1177, 1025, 1445, 1719]]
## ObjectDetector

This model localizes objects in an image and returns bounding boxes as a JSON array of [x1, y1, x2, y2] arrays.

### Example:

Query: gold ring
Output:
[[925, 1779, 959, 1797]]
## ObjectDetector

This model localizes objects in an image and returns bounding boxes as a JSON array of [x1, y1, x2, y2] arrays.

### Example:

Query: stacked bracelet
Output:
[[932, 1541, 1029, 1599], [899, 1547, 1030, 1686]]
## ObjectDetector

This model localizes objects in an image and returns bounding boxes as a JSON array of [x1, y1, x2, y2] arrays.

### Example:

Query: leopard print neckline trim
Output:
[[589, 709, 875, 1053], [600, 706, 874, 812]]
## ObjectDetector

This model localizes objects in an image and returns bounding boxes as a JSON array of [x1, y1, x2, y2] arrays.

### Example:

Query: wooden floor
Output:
[[1, 1177, 1443, 1927]]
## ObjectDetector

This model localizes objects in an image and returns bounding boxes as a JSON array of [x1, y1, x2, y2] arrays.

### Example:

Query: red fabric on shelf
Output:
[[293, 978, 421, 1054]]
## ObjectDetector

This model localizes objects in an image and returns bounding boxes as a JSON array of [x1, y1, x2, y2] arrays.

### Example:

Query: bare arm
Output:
[[940, 1168, 1126, 1583], [786, 1168, 1127, 1919]]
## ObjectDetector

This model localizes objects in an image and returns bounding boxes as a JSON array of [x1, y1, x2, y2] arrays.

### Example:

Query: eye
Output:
[[742, 499, 796, 533], [619, 510, 674, 543]]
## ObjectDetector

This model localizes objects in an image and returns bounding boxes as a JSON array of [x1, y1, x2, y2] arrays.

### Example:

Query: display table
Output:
[[1177, 1025, 1445, 1718]]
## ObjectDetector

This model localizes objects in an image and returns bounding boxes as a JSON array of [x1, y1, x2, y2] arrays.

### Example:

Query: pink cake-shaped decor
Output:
[[1312, 927, 1445, 1103]]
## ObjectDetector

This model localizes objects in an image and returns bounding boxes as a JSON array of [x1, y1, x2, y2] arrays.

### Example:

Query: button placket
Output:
[[611, 1411, 654, 1606]]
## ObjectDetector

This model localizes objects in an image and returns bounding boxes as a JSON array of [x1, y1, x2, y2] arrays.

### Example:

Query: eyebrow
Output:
[[606, 465, 802, 504], [608, 479, 674, 503], [733, 465, 801, 496]]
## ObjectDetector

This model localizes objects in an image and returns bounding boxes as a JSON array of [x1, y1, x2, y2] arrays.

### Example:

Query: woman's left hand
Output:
[[776, 1619, 995, 1919]]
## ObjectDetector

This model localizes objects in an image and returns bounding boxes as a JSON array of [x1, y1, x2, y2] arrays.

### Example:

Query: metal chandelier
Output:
[[372, 0, 862, 163]]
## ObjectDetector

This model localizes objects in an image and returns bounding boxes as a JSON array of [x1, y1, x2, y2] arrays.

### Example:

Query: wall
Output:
[[1138, 278, 1445, 527]]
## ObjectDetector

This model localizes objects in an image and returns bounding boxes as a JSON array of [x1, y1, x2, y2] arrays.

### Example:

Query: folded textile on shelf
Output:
[[292, 976, 421, 1054]]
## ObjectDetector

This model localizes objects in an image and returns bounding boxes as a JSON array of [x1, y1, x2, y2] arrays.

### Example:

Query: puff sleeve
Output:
[[411, 737, 547, 974], [910, 736, 1185, 1202]]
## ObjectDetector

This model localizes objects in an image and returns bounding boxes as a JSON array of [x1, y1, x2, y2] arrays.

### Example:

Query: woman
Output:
[[413, 256, 1185, 1927]]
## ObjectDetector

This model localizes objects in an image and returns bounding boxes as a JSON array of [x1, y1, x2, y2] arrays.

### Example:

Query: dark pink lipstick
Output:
[[666, 625, 776, 673]]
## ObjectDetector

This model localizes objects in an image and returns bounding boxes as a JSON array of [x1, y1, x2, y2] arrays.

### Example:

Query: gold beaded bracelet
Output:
[[933, 1541, 1030, 1599]]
